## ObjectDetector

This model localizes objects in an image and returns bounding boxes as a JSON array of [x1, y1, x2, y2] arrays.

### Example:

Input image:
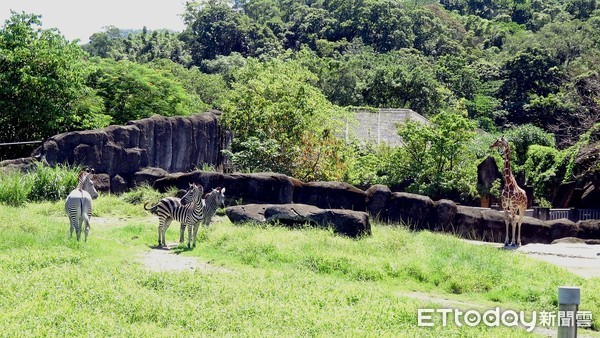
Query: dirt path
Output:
[[139, 244, 231, 273], [465, 239, 600, 279], [518, 242, 600, 279]]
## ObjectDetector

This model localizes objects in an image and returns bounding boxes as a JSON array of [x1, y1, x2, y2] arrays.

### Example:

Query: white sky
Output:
[[0, 0, 187, 43]]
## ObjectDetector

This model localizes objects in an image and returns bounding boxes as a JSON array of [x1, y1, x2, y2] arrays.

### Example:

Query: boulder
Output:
[[453, 206, 485, 239], [228, 173, 295, 205], [35, 112, 231, 177], [365, 185, 391, 219], [93, 173, 111, 193], [431, 199, 457, 231], [576, 219, 600, 239], [154, 171, 226, 192], [294, 181, 367, 210], [134, 167, 169, 187], [226, 203, 371, 238], [154, 171, 295, 205], [226, 204, 267, 223], [547, 218, 579, 239], [383, 192, 434, 228], [477, 156, 501, 191], [520, 217, 552, 244], [552, 182, 577, 208], [551, 237, 600, 245], [110, 175, 128, 194], [0, 157, 39, 173]]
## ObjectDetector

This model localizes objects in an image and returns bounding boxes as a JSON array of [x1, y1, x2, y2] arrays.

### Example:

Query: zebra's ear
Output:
[[221, 187, 225, 194]]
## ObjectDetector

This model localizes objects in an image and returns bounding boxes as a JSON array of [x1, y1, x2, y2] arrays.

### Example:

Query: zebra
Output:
[[182, 187, 226, 248], [144, 183, 204, 248], [65, 169, 99, 241]]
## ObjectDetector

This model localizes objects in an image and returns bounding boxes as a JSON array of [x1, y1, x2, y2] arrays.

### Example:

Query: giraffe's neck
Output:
[[502, 148, 516, 192]]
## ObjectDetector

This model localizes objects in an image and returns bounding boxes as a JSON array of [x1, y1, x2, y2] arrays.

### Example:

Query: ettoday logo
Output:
[[417, 308, 593, 332]]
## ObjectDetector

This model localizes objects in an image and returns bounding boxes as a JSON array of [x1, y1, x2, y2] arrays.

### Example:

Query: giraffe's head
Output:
[[490, 136, 509, 156]]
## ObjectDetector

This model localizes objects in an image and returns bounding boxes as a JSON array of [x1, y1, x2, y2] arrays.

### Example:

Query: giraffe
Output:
[[490, 136, 528, 247]]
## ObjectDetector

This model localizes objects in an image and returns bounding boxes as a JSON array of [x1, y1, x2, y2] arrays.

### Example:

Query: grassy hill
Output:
[[1, 195, 599, 336]]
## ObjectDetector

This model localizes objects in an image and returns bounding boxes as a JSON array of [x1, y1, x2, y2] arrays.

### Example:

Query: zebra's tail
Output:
[[143, 202, 158, 214]]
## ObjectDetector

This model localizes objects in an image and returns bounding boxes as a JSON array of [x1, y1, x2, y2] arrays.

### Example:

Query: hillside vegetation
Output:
[[1, 0, 599, 204], [0, 194, 599, 336]]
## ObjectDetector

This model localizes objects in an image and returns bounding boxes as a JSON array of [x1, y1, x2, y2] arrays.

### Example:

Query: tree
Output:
[[221, 58, 345, 179], [0, 12, 105, 159], [498, 47, 564, 126], [396, 111, 478, 201], [87, 58, 201, 125], [182, 0, 248, 65], [360, 50, 445, 116], [565, 0, 598, 20]]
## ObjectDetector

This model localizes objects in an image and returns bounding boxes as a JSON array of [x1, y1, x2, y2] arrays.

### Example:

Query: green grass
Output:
[[0, 195, 599, 336], [0, 163, 79, 206]]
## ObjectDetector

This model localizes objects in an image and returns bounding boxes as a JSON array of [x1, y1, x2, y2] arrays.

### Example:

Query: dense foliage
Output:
[[2, 0, 599, 204]]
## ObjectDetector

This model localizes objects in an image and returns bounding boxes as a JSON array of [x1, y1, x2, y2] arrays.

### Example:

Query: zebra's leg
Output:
[[192, 222, 202, 248], [187, 222, 193, 249], [158, 217, 167, 247], [159, 218, 173, 247], [76, 214, 83, 241], [68, 213, 78, 239], [83, 209, 91, 242], [179, 223, 186, 243]]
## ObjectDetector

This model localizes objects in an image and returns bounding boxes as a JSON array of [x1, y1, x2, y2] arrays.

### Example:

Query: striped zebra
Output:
[[183, 187, 226, 248], [144, 183, 204, 248], [65, 169, 99, 241]]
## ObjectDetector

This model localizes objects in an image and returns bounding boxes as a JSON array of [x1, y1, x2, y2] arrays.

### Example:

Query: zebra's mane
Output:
[[77, 171, 89, 190]]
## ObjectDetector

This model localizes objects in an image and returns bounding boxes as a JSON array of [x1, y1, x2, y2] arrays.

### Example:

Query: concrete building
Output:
[[345, 108, 430, 147]]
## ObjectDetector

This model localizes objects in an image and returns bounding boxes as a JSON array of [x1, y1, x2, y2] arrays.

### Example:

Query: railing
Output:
[[522, 208, 600, 221], [577, 209, 600, 221], [549, 208, 572, 220]]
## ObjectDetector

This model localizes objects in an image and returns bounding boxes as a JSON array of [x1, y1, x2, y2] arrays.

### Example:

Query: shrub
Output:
[[505, 124, 555, 166], [524, 145, 565, 201], [0, 163, 80, 206]]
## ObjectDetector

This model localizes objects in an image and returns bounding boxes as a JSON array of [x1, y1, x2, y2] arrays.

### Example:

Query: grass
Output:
[[0, 194, 599, 336], [0, 162, 79, 206]]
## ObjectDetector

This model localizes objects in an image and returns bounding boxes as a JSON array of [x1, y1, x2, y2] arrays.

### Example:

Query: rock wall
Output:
[[34, 112, 231, 186], [148, 169, 600, 245]]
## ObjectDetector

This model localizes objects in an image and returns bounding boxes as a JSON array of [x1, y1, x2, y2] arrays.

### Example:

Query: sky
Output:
[[0, 0, 187, 43]]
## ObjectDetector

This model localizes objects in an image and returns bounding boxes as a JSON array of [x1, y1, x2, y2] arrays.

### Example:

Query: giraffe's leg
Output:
[[503, 210, 511, 246], [516, 206, 525, 246], [510, 210, 518, 246]]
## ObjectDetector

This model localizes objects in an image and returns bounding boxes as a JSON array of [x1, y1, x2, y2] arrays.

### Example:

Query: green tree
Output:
[[149, 59, 229, 110], [396, 111, 478, 201], [87, 58, 201, 125], [0, 12, 105, 159], [504, 124, 555, 166], [182, 0, 248, 65], [524, 144, 565, 201], [221, 58, 345, 179], [498, 47, 564, 126]]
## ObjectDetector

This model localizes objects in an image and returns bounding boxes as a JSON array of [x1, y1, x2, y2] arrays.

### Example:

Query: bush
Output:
[[524, 145, 565, 201], [0, 163, 80, 207], [505, 124, 555, 166]]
